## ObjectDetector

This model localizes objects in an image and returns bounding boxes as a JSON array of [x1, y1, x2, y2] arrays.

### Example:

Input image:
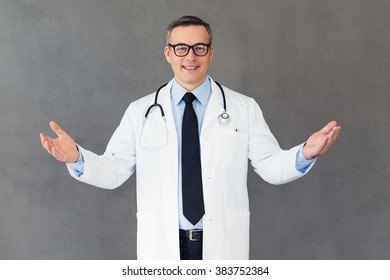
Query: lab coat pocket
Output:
[[136, 210, 156, 259], [226, 208, 250, 259], [215, 129, 248, 168]]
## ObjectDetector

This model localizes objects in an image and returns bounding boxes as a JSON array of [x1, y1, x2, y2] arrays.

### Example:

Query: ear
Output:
[[164, 46, 172, 64], [209, 46, 214, 62]]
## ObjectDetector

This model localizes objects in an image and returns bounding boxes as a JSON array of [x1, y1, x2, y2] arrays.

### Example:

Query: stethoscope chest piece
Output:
[[218, 111, 231, 125]]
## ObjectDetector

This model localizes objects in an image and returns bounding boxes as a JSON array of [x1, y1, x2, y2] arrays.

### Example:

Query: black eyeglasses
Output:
[[168, 43, 211, 57]]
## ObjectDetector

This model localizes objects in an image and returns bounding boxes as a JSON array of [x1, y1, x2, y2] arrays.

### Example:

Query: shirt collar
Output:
[[171, 76, 211, 106]]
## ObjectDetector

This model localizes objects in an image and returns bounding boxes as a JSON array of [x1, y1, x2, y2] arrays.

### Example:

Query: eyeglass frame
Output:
[[167, 43, 211, 57]]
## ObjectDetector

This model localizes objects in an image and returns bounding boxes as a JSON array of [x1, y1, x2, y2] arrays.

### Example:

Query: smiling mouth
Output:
[[183, 66, 198, 70]]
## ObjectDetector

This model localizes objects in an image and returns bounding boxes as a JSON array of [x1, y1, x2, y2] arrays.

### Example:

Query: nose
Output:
[[185, 48, 197, 60]]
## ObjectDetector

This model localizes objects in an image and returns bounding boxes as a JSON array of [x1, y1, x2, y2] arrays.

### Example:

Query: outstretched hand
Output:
[[302, 121, 341, 160], [40, 121, 80, 163]]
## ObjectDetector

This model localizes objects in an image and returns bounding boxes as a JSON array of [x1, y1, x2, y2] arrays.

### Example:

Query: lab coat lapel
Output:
[[201, 79, 225, 135]]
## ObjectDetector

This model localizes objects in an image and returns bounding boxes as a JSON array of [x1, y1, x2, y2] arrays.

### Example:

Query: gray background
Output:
[[0, 0, 389, 259]]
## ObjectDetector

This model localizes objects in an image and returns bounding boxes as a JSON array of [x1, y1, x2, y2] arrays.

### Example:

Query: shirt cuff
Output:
[[66, 145, 85, 177], [295, 143, 316, 174]]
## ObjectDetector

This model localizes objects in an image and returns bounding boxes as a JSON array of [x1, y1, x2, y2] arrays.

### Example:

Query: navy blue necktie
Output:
[[182, 92, 205, 225]]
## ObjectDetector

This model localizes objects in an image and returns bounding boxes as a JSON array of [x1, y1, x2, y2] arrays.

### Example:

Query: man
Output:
[[40, 16, 341, 260]]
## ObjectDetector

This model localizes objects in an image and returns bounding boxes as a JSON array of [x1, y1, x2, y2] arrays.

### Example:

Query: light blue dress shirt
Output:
[[68, 76, 315, 230]]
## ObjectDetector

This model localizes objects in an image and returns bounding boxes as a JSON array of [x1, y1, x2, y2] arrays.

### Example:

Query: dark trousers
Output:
[[179, 229, 203, 260]]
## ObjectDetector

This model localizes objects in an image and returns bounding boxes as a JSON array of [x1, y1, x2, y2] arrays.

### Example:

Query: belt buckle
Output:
[[188, 229, 202, 241]]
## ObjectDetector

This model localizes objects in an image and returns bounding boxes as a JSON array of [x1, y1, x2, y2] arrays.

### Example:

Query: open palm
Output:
[[302, 121, 341, 160], [40, 121, 80, 163]]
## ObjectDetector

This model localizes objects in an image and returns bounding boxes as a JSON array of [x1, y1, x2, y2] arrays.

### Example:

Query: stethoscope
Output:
[[144, 80, 231, 125]]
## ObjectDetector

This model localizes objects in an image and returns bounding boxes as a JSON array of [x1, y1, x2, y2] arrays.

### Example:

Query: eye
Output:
[[176, 45, 189, 52], [194, 45, 207, 51]]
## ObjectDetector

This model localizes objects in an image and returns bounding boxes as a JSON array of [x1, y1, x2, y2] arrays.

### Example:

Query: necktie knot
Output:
[[183, 92, 196, 105]]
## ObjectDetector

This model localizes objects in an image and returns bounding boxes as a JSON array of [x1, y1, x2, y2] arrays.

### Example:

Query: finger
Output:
[[43, 140, 53, 156], [322, 135, 336, 154], [329, 126, 341, 142], [320, 121, 338, 134], [40, 133, 52, 148], [40, 133, 51, 149], [327, 130, 335, 140], [39, 133, 47, 148], [334, 126, 341, 139], [50, 121, 66, 137], [318, 135, 329, 153]]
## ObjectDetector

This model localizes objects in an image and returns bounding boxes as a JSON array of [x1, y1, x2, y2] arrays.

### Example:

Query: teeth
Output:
[[184, 66, 197, 70]]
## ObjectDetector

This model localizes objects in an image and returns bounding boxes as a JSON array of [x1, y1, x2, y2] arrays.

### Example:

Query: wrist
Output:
[[302, 144, 315, 160], [70, 145, 80, 163]]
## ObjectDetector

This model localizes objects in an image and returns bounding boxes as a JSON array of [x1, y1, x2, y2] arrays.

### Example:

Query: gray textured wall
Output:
[[0, 0, 389, 259]]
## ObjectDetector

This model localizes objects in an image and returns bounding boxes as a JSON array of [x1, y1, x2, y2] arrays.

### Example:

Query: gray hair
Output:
[[166, 15, 213, 45]]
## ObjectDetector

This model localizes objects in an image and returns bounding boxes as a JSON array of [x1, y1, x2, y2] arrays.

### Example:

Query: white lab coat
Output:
[[67, 77, 313, 259]]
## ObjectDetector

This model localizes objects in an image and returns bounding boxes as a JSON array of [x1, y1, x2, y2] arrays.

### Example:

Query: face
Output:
[[164, 25, 214, 91]]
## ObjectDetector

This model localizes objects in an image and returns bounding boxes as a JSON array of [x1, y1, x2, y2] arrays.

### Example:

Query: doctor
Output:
[[40, 15, 341, 260]]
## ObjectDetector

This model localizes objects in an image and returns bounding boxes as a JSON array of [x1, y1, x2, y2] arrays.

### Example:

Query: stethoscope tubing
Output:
[[145, 81, 228, 119]]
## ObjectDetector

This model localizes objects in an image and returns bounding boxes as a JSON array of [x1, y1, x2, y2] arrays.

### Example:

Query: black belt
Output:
[[179, 229, 203, 241]]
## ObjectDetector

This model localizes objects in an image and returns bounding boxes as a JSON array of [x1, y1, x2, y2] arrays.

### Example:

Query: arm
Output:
[[40, 105, 137, 189], [248, 99, 340, 184]]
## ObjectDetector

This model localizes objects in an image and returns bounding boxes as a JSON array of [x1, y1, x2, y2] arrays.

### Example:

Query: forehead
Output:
[[169, 25, 210, 44]]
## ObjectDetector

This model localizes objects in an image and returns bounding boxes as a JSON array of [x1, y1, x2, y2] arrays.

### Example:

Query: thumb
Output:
[[49, 121, 66, 137]]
